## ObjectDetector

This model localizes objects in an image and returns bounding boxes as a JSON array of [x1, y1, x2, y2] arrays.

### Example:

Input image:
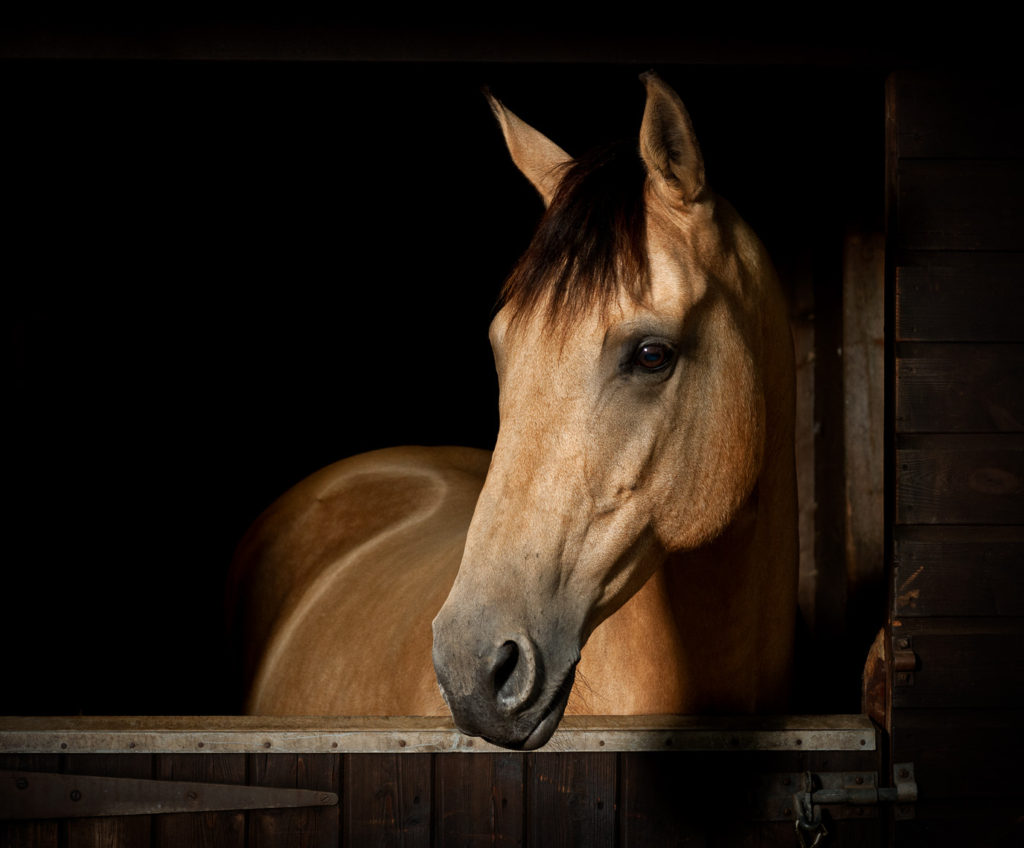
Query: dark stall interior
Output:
[[4, 25, 893, 715]]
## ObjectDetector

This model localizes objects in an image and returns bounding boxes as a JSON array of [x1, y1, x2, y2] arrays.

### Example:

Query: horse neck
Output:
[[660, 269, 799, 712], [574, 250, 798, 716]]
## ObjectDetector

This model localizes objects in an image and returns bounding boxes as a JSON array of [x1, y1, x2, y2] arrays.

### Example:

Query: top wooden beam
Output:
[[0, 714, 877, 754]]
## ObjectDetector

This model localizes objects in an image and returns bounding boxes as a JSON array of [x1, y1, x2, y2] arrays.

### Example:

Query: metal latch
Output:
[[792, 763, 918, 846], [1, 770, 337, 820]]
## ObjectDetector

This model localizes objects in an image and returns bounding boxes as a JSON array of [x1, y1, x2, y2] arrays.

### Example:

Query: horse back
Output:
[[229, 445, 490, 715]]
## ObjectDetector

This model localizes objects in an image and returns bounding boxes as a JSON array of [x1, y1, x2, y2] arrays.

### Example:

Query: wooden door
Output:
[[887, 69, 1024, 846]]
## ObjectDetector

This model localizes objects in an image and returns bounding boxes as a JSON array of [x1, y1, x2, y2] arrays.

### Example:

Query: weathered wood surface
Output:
[[894, 526, 1024, 617], [896, 343, 1024, 432], [890, 620, 1024, 709], [0, 714, 877, 755], [895, 434, 1024, 525], [895, 256, 1024, 343], [888, 73, 1024, 161], [887, 68, 1024, 847], [0, 726, 884, 848]]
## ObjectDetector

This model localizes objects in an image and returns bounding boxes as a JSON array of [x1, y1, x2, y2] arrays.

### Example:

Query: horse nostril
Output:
[[493, 641, 519, 696], [491, 636, 539, 715]]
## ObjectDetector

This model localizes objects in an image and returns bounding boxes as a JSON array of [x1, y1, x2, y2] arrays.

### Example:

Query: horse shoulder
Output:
[[232, 445, 490, 715]]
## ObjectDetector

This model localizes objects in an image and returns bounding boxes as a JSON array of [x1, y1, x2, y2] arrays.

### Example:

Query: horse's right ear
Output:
[[486, 91, 573, 208]]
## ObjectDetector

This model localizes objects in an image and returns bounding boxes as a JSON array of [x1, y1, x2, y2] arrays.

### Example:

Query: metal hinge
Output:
[[1, 770, 337, 820], [791, 763, 918, 846], [893, 635, 918, 686]]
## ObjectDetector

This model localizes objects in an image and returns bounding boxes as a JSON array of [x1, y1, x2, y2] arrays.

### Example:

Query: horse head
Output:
[[432, 73, 789, 750]]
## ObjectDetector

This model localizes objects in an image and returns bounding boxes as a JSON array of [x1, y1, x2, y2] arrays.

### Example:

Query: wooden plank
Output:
[[0, 714, 878, 754], [894, 526, 1024, 616], [0, 755, 60, 848], [247, 754, 339, 848], [64, 753, 152, 848], [895, 434, 1024, 524], [527, 752, 616, 848], [893, 800, 1024, 848], [618, 752, 718, 846], [891, 709, 1024, 800], [890, 620, 1024, 709], [890, 73, 1024, 160], [895, 256, 1024, 342], [618, 750, 885, 847], [152, 754, 246, 848], [342, 753, 431, 847], [433, 752, 524, 846], [896, 159, 1024, 251], [843, 231, 886, 617], [896, 343, 1024, 432]]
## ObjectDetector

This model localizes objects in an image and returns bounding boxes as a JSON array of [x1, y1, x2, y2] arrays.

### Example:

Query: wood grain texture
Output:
[[894, 526, 1024, 617], [889, 73, 1024, 160], [891, 623, 1024, 709], [527, 752, 615, 848], [895, 435, 1024, 525], [342, 753, 431, 847], [895, 256, 1024, 342], [896, 343, 1024, 432], [247, 754, 338, 848], [896, 159, 1024, 251], [152, 753, 246, 848], [64, 753, 153, 848], [891, 709, 1024, 800], [0, 755, 61, 848], [434, 752, 524, 847]]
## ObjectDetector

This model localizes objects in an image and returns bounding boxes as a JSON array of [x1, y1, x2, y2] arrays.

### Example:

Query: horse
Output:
[[230, 72, 797, 751]]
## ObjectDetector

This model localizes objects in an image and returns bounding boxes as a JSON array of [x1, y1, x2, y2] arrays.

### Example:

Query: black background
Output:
[[3, 32, 890, 714]]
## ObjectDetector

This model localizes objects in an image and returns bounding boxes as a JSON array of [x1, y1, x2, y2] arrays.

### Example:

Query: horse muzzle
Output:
[[432, 619, 577, 750]]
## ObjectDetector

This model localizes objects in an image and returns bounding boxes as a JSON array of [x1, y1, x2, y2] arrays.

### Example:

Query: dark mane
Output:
[[497, 140, 650, 325]]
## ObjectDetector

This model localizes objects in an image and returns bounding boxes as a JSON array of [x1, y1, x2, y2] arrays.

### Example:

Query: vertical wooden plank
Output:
[[152, 754, 246, 848], [842, 230, 886, 622], [64, 753, 153, 848], [618, 752, 710, 846], [527, 752, 615, 848], [247, 753, 339, 848], [791, 250, 818, 637], [342, 753, 431, 847], [434, 752, 524, 846], [0, 755, 61, 848]]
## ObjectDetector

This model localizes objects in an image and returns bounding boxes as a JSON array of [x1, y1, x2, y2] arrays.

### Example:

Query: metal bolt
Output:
[[70, 790, 82, 802], [898, 638, 910, 649], [187, 791, 198, 801], [899, 768, 910, 779], [855, 776, 864, 785], [15, 778, 28, 790]]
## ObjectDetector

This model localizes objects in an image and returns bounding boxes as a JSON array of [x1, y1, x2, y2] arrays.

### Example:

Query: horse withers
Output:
[[231, 73, 797, 751]]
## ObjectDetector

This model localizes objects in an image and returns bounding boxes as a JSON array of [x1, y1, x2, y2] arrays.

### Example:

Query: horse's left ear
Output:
[[486, 91, 573, 207], [639, 72, 706, 207]]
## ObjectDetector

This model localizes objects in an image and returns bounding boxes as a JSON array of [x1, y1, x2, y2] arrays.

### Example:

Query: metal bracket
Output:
[[893, 635, 918, 686], [1, 770, 337, 820]]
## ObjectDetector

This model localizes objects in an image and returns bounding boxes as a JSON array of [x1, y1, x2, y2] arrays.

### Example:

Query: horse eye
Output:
[[633, 342, 673, 371]]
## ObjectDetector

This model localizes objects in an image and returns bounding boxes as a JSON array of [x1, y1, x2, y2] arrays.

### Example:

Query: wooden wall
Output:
[[887, 70, 1024, 846]]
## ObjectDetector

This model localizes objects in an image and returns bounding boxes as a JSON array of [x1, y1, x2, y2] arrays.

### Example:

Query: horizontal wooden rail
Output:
[[0, 714, 876, 755]]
